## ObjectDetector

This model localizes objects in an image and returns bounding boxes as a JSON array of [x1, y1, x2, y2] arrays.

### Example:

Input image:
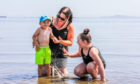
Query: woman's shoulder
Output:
[[67, 23, 74, 31], [69, 23, 74, 27]]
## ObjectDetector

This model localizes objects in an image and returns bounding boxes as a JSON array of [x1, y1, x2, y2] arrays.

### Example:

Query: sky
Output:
[[0, 0, 140, 17]]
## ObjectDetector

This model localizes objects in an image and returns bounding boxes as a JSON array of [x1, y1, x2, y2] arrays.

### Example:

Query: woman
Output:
[[63, 28, 106, 82], [49, 6, 74, 76]]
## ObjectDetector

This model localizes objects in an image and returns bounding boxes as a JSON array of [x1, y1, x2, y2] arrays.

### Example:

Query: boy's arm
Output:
[[49, 28, 59, 43], [32, 28, 40, 48]]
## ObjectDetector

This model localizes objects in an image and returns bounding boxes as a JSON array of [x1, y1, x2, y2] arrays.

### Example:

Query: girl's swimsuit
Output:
[[81, 46, 106, 68]]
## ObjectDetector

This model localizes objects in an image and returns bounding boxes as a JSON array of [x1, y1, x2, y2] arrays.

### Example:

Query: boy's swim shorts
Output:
[[35, 46, 51, 65]]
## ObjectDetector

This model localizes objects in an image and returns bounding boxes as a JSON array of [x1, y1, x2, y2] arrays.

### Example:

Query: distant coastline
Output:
[[75, 15, 140, 19], [99, 15, 140, 19], [0, 16, 7, 18], [1, 15, 140, 19]]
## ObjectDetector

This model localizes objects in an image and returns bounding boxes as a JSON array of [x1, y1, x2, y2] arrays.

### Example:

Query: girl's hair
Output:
[[80, 28, 92, 44], [57, 6, 73, 27]]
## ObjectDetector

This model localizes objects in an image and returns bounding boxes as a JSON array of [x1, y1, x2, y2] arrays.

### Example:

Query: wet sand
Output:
[[27, 76, 105, 84], [1, 75, 105, 84], [37, 76, 105, 84]]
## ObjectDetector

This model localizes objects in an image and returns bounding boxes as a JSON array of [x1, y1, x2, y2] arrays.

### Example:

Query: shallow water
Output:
[[0, 17, 140, 84]]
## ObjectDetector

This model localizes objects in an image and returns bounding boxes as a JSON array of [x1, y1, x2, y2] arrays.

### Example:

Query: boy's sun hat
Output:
[[40, 16, 51, 22]]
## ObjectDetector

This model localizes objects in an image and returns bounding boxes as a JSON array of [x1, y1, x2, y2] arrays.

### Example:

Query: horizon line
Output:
[[1, 15, 140, 18]]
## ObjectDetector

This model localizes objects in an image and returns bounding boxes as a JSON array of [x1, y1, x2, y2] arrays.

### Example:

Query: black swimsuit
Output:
[[81, 46, 106, 68], [49, 23, 68, 58]]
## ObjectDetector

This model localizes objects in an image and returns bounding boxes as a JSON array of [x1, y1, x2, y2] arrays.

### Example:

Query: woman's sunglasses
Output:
[[57, 15, 65, 21]]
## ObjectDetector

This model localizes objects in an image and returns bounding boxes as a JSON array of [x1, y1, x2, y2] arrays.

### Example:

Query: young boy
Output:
[[32, 16, 59, 77]]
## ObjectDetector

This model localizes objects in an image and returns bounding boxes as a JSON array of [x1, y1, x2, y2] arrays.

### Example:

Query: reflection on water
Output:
[[1, 75, 105, 84], [37, 77, 67, 84], [3, 74, 37, 81], [37, 77, 105, 84]]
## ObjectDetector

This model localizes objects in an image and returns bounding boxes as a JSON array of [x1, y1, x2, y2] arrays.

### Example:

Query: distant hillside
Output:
[[100, 15, 140, 19], [0, 16, 7, 18]]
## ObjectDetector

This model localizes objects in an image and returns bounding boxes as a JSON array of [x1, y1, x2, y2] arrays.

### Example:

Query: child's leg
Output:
[[38, 65, 43, 77], [86, 62, 99, 79], [45, 64, 51, 76], [44, 46, 51, 76], [42, 65, 47, 76]]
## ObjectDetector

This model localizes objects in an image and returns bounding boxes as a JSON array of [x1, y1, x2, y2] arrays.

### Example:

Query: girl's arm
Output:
[[63, 47, 81, 58], [59, 24, 74, 46], [89, 48, 105, 82]]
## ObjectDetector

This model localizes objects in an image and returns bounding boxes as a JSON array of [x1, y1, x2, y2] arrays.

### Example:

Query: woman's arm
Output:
[[59, 24, 74, 46], [89, 48, 105, 81]]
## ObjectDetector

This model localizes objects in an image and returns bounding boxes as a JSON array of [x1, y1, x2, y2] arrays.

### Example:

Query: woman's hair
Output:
[[80, 28, 92, 44], [57, 6, 73, 26]]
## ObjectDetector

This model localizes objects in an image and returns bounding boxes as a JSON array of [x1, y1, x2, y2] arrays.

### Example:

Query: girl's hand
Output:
[[101, 78, 107, 83], [63, 48, 70, 56]]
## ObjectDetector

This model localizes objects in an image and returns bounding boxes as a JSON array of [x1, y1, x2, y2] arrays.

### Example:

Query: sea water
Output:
[[0, 17, 140, 84]]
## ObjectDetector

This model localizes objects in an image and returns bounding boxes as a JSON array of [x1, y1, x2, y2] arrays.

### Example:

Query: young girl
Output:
[[63, 28, 106, 82]]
